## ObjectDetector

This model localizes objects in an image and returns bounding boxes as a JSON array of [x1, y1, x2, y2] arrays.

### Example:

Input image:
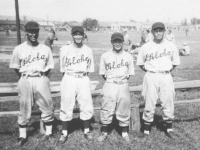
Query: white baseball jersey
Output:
[[99, 50, 135, 80], [166, 33, 175, 43], [137, 39, 180, 72], [60, 44, 94, 73], [10, 41, 54, 74]]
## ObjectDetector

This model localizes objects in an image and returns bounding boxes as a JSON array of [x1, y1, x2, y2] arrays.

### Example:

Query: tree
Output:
[[191, 17, 198, 25], [181, 18, 187, 26], [82, 18, 99, 30]]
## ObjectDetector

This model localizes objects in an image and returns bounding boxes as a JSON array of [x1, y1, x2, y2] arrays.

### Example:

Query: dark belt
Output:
[[148, 71, 170, 74], [22, 72, 45, 78], [66, 72, 87, 78]]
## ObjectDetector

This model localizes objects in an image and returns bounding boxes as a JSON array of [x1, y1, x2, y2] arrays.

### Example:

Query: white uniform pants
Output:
[[100, 82, 131, 127], [18, 76, 54, 125], [142, 72, 175, 122], [60, 75, 93, 121]]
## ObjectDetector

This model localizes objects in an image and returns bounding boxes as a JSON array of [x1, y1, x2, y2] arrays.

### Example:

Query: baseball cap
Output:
[[49, 29, 55, 34], [25, 21, 40, 30], [71, 26, 84, 34], [152, 22, 165, 30], [111, 32, 124, 41]]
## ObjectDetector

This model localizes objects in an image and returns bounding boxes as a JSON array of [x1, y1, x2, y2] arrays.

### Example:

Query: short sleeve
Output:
[[88, 50, 94, 72], [172, 45, 180, 65], [47, 48, 54, 69], [128, 55, 135, 75], [9, 47, 20, 69], [136, 46, 145, 66], [99, 54, 106, 75], [60, 46, 65, 72]]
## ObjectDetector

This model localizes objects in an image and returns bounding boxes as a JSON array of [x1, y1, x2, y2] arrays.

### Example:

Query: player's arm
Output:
[[102, 75, 106, 81], [14, 69, 21, 78], [170, 65, 177, 72], [44, 69, 51, 76], [139, 65, 147, 72]]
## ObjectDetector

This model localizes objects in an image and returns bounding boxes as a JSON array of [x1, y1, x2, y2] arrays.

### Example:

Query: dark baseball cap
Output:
[[111, 32, 124, 41], [71, 26, 84, 34], [25, 21, 40, 30], [152, 22, 165, 30]]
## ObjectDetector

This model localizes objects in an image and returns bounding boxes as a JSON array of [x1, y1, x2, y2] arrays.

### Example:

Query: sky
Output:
[[1, 0, 200, 23]]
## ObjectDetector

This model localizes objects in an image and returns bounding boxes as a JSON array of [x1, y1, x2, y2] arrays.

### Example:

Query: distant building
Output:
[[111, 22, 142, 32], [37, 21, 56, 31], [0, 20, 26, 31]]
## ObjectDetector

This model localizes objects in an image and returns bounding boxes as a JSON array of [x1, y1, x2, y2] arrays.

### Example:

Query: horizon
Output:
[[1, 0, 200, 24]]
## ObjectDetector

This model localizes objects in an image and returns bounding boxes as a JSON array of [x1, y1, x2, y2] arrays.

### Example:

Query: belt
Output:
[[66, 72, 87, 78], [22, 72, 45, 78], [147, 71, 170, 74], [107, 80, 127, 84]]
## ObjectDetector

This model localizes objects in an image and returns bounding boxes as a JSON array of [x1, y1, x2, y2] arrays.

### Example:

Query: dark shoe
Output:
[[84, 132, 93, 140], [97, 132, 108, 142], [58, 134, 68, 144], [15, 137, 27, 147], [166, 131, 178, 139]]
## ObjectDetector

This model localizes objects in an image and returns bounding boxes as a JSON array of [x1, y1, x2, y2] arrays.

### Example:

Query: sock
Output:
[[83, 120, 90, 134], [144, 121, 151, 135], [62, 130, 68, 137], [19, 127, 27, 138], [62, 121, 69, 130], [166, 120, 173, 132], [84, 128, 90, 134], [45, 125, 52, 135], [102, 125, 108, 134], [122, 126, 128, 137]]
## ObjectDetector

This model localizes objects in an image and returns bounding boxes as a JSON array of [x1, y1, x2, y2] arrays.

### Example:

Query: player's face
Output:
[[152, 28, 165, 41], [72, 31, 84, 44], [111, 39, 124, 51], [26, 29, 39, 42]]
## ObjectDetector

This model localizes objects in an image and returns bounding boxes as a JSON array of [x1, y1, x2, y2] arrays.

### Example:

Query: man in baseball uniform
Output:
[[166, 29, 175, 44], [98, 32, 135, 142], [122, 30, 131, 52], [137, 22, 180, 138], [10, 21, 55, 147], [59, 26, 94, 144], [44, 29, 58, 51]]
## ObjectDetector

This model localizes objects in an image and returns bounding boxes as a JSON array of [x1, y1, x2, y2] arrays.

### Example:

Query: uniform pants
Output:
[[18, 76, 54, 125], [100, 82, 131, 127], [60, 75, 93, 121], [142, 72, 175, 122]]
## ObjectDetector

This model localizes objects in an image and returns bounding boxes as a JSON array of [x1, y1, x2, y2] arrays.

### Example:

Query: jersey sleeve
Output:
[[60, 46, 65, 73], [45, 47, 54, 70], [88, 50, 94, 72], [171, 45, 180, 65], [99, 54, 106, 75], [128, 55, 135, 75], [136, 46, 145, 66], [9, 47, 20, 69]]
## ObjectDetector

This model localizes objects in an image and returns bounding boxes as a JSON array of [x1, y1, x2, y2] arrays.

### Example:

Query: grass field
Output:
[[1, 30, 200, 150]]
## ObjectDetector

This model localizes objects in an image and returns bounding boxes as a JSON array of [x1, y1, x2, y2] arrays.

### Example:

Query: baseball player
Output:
[[122, 30, 131, 52], [166, 29, 175, 44], [44, 29, 58, 51], [179, 43, 190, 56], [98, 32, 135, 143], [137, 22, 180, 138], [9, 21, 55, 147], [59, 26, 94, 144]]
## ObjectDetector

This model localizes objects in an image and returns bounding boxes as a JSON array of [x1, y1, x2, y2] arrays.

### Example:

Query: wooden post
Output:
[[40, 119, 46, 134], [129, 103, 140, 131], [15, 0, 21, 45]]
